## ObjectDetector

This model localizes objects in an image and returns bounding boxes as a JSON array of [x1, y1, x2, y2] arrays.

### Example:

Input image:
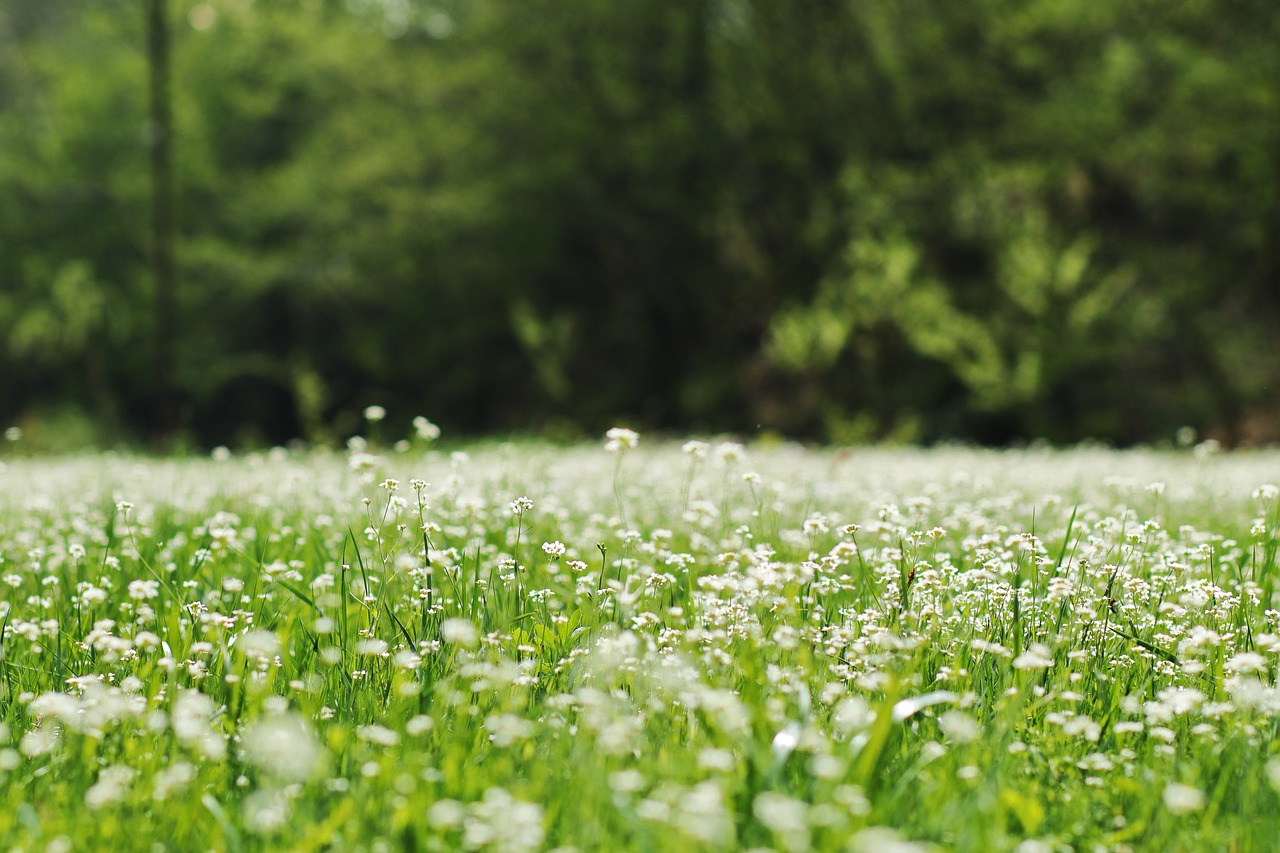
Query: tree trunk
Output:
[[147, 0, 176, 447]]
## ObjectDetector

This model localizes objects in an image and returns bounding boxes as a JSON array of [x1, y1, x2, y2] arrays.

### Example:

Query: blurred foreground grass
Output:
[[0, 440, 1278, 851]]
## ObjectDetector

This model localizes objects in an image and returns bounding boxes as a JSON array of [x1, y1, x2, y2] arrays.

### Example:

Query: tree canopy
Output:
[[1, 0, 1277, 448]]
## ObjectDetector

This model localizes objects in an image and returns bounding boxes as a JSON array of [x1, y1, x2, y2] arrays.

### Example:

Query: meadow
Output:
[[0, 432, 1278, 852]]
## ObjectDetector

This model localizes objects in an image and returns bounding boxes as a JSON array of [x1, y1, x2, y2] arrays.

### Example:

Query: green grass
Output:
[[0, 438, 1278, 852]]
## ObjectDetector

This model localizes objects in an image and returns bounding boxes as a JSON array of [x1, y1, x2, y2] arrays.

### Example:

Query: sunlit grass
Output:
[[0, 436, 1278, 851]]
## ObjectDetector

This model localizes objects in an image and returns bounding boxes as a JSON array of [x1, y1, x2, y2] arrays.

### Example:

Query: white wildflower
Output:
[[357, 724, 400, 747], [242, 713, 324, 782], [850, 827, 932, 853], [427, 799, 466, 829], [244, 789, 290, 834], [85, 765, 135, 810], [236, 629, 281, 659], [604, 427, 639, 453], [832, 696, 875, 735], [753, 792, 809, 851], [698, 748, 735, 772], [413, 416, 442, 441], [440, 618, 479, 648], [406, 715, 435, 736], [1225, 651, 1267, 674], [1013, 644, 1054, 670], [20, 727, 58, 758], [714, 441, 745, 464], [681, 440, 708, 459], [938, 710, 980, 743], [1163, 782, 1205, 814]]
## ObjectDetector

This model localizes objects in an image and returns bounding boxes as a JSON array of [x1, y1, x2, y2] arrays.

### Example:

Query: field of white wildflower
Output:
[[1, 434, 1278, 852]]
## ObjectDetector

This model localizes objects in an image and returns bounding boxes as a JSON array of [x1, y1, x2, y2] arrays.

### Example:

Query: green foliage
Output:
[[0, 443, 1277, 850], [0, 0, 1277, 447]]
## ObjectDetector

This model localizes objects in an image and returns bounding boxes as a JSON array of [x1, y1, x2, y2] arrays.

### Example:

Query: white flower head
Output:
[[1225, 651, 1267, 675], [1013, 644, 1054, 671], [357, 724, 400, 746], [1163, 782, 1205, 814], [938, 710, 980, 743], [244, 789, 290, 835], [363, 405, 387, 423], [242, 713, 324, 782], [171, 691, 226, 761], [715, 441, 745, 464], [440, 618, 479, 648], [850, 827, 931, 853], [753, 791, 809, 842], [1253, 484, 1279, 502], [20, 727, 59, 758], [604, 427, 639, 453], [128, 579, 160, 601], [413, 416, 441, 441], [427, 799, 465, 829], [681, 440, 708, 459], [348, 451, 380, 474], [1267, 758, 1280, 791], [236, 630, 281, 659], [85, 766, 136, 810]]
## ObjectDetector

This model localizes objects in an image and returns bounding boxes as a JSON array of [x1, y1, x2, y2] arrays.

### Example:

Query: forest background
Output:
[[1, 0, 1277, 450]]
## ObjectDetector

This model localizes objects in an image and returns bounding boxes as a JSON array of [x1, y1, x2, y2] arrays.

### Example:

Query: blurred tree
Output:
[[0, 4, 150, 444], [147, 0, 177, 444], [758, 0, 1280, 443], [0, 0, 1276, 447]]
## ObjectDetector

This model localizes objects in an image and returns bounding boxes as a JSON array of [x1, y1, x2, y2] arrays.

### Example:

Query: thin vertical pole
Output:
[[147, 0, 176, 446]]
